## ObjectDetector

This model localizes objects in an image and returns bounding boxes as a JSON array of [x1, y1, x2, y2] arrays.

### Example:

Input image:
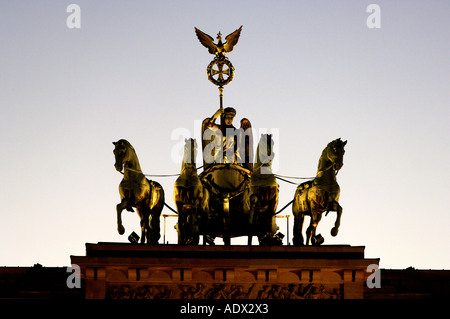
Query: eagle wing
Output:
[[224, 25, 243, 53], [194, 27, 217, 55]]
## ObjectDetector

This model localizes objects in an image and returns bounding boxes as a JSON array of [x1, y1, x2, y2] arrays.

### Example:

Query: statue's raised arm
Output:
[[201, 108, 223, 167], [239, 118, 253, 171]]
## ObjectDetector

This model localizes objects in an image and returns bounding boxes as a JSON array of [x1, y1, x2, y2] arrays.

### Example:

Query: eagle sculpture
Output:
[[195, 26, 243, 59]]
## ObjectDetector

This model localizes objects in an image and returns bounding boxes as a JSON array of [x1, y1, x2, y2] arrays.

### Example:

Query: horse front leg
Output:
[[330, 203, 342, 237], [116, 199, 127, 235]]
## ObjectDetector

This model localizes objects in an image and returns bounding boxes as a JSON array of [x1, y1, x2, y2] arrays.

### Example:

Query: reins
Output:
[[121, 166, 317, 185], [117, 164, 333, 216], [120, 165, 206, 177]]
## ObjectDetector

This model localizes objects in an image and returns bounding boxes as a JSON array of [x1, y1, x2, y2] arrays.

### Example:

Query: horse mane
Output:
[[181, 138, 197, 170], [175, 138, 201, 189], [114, 139, 142, 173], [317, 142, 334, 171], [317, 138, 347, 175], [327, 138, 346, 150], [116, 139, 136, 152]]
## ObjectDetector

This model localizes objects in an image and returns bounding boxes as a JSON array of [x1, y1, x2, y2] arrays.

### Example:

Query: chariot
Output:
[[173, 130, 281, 246], [199, 163, 253, 245]]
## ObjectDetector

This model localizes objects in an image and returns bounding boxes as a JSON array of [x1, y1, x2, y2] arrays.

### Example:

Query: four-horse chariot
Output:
[[112, 26, 347, 247]]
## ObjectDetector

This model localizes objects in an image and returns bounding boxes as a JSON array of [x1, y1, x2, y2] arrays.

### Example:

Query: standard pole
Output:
[[219, 86, 224, 109], [219, 86, 224, 130]]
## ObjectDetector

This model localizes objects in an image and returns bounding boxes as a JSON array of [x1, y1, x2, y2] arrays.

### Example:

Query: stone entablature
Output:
[[71, 243, 378, 299]]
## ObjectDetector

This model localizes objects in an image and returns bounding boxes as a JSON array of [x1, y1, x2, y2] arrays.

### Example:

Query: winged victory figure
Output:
[[195, 26, 243, 59], [201, 106, 253, 171]]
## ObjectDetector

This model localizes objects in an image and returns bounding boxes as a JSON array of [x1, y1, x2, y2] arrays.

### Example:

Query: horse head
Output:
[[183, 138, 198, 165], [257, 134, 274, 166], [113, 139, 134, 172], [325, 138, 347, 171]]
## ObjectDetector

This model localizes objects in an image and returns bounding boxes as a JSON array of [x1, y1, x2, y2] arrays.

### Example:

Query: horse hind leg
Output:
[[148, 206, 162, 245], [292, 213, 305, 246], [136, 208, 147, 244], [141, 221, 149, 244], [142, 216, 158, 244], [305, 222, 313, 246], [308, 212, 324, 246]]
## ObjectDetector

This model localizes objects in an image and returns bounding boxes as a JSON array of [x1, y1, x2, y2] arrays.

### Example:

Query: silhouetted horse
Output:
[[113, 139, 164, 244], [292, 138, 347, 245]]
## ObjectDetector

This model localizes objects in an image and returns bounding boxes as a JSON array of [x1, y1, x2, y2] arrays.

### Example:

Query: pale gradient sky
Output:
[[0, 1, 449, 269]]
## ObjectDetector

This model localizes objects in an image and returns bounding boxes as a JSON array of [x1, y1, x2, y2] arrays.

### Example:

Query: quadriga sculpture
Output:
[[113, 139, 165, 244], [292, 138, 347, 246]]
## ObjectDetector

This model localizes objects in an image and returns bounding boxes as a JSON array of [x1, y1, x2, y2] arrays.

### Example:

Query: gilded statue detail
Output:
[[195, 26, 242, 88], [195, 26, 242, 59]]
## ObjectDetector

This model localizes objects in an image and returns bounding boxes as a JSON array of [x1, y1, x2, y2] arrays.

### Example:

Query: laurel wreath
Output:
[[207, 58, 235, 87]]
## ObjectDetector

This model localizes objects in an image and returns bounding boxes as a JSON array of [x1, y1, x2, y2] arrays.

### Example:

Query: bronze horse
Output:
[[248, 134, 280, 245], [174, 138, 209, 245], [113, 139, 165, 244], [292, 138, 347, 246]]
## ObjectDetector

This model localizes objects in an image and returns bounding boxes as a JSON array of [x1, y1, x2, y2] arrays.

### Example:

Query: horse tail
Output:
[[152, 180, 165, 214]]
